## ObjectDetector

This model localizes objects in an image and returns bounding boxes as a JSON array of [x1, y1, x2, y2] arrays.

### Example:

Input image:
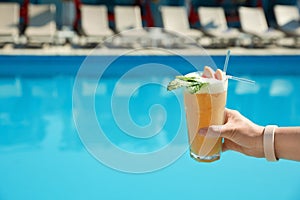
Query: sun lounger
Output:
[[274, 5, 300, 37], [114, 6, 146, 35], [25, 4, 57, 45], [0, 3, 20, 44], [80, 5, 114, 45], [238, 6, 284, 45], [114, 5, 149, 45], [114, 6, 143, 32], [160, 6, 203, 40], [198, 6, 242, 46]]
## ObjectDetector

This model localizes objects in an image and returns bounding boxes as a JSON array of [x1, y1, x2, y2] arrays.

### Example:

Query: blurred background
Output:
[[1, 0, 297, 29], [0, 0, 299, 49]]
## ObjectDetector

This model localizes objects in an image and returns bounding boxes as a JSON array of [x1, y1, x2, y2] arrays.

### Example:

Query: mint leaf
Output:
[[167, 75, 209, 94], [175, 76, 198, 82], [186, 82, 209, 94]]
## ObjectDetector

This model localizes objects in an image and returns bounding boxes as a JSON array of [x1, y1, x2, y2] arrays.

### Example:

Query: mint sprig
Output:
[[167, 76, 209, 94]]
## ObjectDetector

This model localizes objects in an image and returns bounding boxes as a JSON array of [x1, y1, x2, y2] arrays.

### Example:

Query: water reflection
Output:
[[0, 75, 300, 153], [0, 77, 81, 151], [93, 76, 185, 154], [0, 78, 22, 97], [228, 76, 300, 126], [270, 79, 293, 96]]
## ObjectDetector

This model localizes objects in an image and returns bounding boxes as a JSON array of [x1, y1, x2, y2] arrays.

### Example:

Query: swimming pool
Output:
[[0, 55, 300, 199]]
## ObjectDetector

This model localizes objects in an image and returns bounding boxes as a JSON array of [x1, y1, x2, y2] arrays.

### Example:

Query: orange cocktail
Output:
[[184, 73, 228, 162]]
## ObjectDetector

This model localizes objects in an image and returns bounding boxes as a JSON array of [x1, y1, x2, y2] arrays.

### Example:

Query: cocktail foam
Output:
[[185, 72, 228, 94]]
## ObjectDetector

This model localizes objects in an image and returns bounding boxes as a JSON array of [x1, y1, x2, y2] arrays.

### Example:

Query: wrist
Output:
[[274, 127, 300, 161], [255, 125, 265, 157]]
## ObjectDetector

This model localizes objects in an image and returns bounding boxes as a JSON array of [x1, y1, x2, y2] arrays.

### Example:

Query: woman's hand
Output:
[[210, 109, 265, 158]]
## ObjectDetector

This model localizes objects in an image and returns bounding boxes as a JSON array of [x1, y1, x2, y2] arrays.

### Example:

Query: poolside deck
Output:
[[1, 43, 300, 56]]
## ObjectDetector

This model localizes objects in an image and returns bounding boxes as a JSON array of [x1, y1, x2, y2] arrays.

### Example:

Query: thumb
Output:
[[209, 124, 233, 140], [207, 125, 223, 138]]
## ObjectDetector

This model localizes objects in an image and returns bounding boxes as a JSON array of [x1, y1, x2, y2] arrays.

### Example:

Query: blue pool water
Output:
[[0, 55, 300, 199]]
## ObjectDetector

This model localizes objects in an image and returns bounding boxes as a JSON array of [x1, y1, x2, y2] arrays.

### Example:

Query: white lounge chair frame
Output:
[[238, 6, 284, 45], [198, 6, 242, 46], [25, 4, 57, 45], [0, 3, 20, 44], [114, 5, 143, 32], [80, 5, 114, 45], [274, 5, 300, 37], [160, 6, 203, 40], [113, 5, 149, 47]]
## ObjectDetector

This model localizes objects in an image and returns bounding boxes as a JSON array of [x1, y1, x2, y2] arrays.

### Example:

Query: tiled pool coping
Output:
[[0, 44, 300, 56]]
